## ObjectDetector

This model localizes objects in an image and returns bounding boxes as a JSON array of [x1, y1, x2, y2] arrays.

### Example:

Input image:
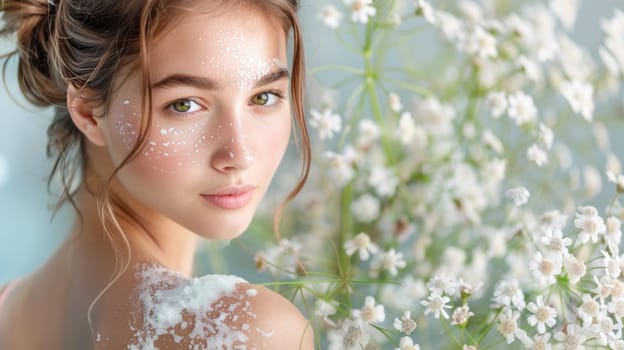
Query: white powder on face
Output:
[[128, 263, 260, 350], [210, 30, 286, 91]]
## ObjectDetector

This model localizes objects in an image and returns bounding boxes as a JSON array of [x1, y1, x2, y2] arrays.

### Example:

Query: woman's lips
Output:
[[200, 185, 256, 210]]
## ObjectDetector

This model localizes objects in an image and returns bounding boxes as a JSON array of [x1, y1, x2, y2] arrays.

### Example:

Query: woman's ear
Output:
[[67, 85, 107, 146]]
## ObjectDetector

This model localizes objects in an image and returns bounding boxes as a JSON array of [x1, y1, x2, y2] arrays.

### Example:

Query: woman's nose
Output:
[[210, 120, 255, 173]]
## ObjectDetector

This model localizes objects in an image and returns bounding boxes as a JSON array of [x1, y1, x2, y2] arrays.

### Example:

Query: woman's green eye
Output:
[[252, 93, 270, 106], [170, 100, 201, 113]]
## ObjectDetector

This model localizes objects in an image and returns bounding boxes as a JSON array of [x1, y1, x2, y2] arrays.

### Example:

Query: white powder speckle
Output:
[[246, 289, 257, 297], [160, 129, 168, 135], [123, 100, 130, 105]]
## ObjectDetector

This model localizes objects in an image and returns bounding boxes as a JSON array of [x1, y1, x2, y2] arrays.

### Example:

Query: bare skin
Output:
[[0, 4, 313, 350]]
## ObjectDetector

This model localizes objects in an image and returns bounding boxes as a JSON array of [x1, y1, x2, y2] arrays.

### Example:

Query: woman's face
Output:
[[99, 7, 291, 239]]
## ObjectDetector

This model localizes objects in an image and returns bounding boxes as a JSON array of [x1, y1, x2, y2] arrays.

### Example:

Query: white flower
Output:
[[373, 248, 406, 276], [389, 92, 403, 112], [451, 304, 474, 326], [310, 109, 342, 140], [351, 194, 381, 223], [397, 112, 426, 147], [521, 333, 552, 350], [320, 5, 343, 29], [560, 80, 594, 122], [577, 293, 601, 327], [466, 26, 498, 58], [412, 97, 455, 136], [497, 308, 526, 344], [344, 233, 379, 261], [538, 123, 554, 150], [591, 313, 621, 346], [352, 296, 385, 325], [600, 46, 621, 76], [605, 216, 622, 252], [357, 119, 381, 149], [482, 129, 504, 154], [602, 250, 621, 279], [553, 324, 586, 349], [527, 144, 548, 167], [421, 293, 452, 319], [393, 310, 417, 335], [549, 0, 579, 29], [529, 252, 562, 286], [396, 336, 420, 350], [540, 227, 572, 257], [493, 279, 525, 310], [527, 295, 557, 333], [505, 186, 530, 206], [426, 274, 458, 296], [368, 166, 399, 197], [607, 298, 624, 319], [485, 91, 507, 118], [607, 171, 624, 192], [458, 0, 482, 24], [325, 151, 355, 187], [574, 206, 606, 244], [518, 56, 542, 82], [345, 0, 376, 24], [414, 0, 436, 24], [563, 253, 586, 284], [507, 91, 537, 125]]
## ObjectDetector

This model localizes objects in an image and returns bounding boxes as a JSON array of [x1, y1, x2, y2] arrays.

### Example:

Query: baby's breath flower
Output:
[[414, 0, 436, 24], [485, 91, 507, 118], [607, 298, 624, 319], [529, 252, 562, 286], [368, 166, 399, 198], [345, 0, 376, 24], [574, 206, 606, 244], [451, 304, 474, 326], [549, 0, 579, 29], [426, 274, 458, 296], [607, 171, 624, 193], [482, 129, 504, 154], [527, 295, 557, 333], [601, 250, 621, 278], [357, 119, 381, 149], [466, 26, 498, 58], [396, 336, 420, 350], [393, 310, 417, 335], [553, 323, 586, 349], [320, 5, 343, 29], [560, 80, 594, 122], [351, 194, 381, 223], [537, 123, 554, 150], [540, 227, 572, 257], [421, 293, 452, 319], [325, 151, 355, 187], [497, 308, 526, 344], [493, 279, 526, 310], [310, 109, 342, 140], [344, 232, 379, 261], [373, 248, 406, 276], [563, 253, 587, 284], [508, 91, 537, 126], [505, 186, 530, 206], [397, 112, 426, 147], [578, 293, 602, 327], [527, 144, 548, 167], [352, 296, 385, 325], [389, 92, 403, 113], [520, 332, 552, 350]]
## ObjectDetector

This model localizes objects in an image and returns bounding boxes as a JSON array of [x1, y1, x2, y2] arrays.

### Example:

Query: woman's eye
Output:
[[251, 92, 279, 106], [169, 99, 201, 113]]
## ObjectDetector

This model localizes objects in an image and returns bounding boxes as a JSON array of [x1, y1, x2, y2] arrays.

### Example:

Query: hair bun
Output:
[[1, 0, 65, 107]]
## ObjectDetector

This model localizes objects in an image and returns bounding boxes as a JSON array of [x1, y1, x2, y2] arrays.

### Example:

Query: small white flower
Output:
[[482, 129, 504, 154], [325, 151, 355, 187], [577, 293, 601, 327], [344, 233, 379, 261], [345, 0, 376, 24], [507, 91, 537, 125], [605, 216, 622, 252], [485, 91, 507, 118], [527, 295, 557, 333], [393, 310, 417, 335], [467, 26, 498, 58], [518, 56, 542, 82], [320, 5, 343, 29], [421, 293, 452, 319], [574, 206, 606, 244], [549, 0, 579, 30], [560, 80, 594, 122], [435, 11, 463, 42], [540, 227, 572, 257], [373, 248, 406, 276], [553, 324, 586, 349], [538, 123, 554, 150], [529, 252, 562, 286], [357, 119, 381, 149], [397, 112, 426, 147], [497, 308, 526, 344], [389, 92, 403, 112], [527, 144, 548, 167], [505, 187, 530, 206], [310, 109, 342, 140], [607, 171, 624, 192], [563, 253, 586, 284], [368, 166, 399, 198], [426, 275, 458, 296], [351, 194, 381, 223], [451, 304, 474, 326], [521, 333, 552, 350], [352, 296, 385, 325], [396, 336, 420, 350], [493, 279, 526, 310], [414, 0, 436, 24], [601, 250, 621, 279]]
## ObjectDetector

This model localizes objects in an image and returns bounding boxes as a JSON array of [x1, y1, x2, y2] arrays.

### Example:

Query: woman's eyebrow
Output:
[[151, 67, 290, 91]]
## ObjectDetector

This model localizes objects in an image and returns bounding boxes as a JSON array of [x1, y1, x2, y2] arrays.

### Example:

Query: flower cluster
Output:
[[204, 1, 624, 349]]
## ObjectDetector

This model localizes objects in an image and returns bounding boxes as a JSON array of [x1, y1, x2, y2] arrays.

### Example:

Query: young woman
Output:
[[0, 0, 313, 349]]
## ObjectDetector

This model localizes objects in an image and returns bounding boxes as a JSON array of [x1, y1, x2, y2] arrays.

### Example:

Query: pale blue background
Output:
[[1, 1, 622, 284]]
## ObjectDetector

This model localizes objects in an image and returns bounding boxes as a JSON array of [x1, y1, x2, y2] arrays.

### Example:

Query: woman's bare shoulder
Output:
[[92, 263, 313, 349]]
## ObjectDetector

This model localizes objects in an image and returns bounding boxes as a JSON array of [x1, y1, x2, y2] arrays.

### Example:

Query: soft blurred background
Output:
[[0, 0, 622, 284]]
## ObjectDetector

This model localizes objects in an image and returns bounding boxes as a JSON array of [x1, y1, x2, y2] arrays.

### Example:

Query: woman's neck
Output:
[[71, 185, 199, 276]]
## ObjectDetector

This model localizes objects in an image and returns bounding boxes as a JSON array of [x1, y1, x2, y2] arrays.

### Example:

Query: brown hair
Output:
[[0, 0, 309, 329]]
